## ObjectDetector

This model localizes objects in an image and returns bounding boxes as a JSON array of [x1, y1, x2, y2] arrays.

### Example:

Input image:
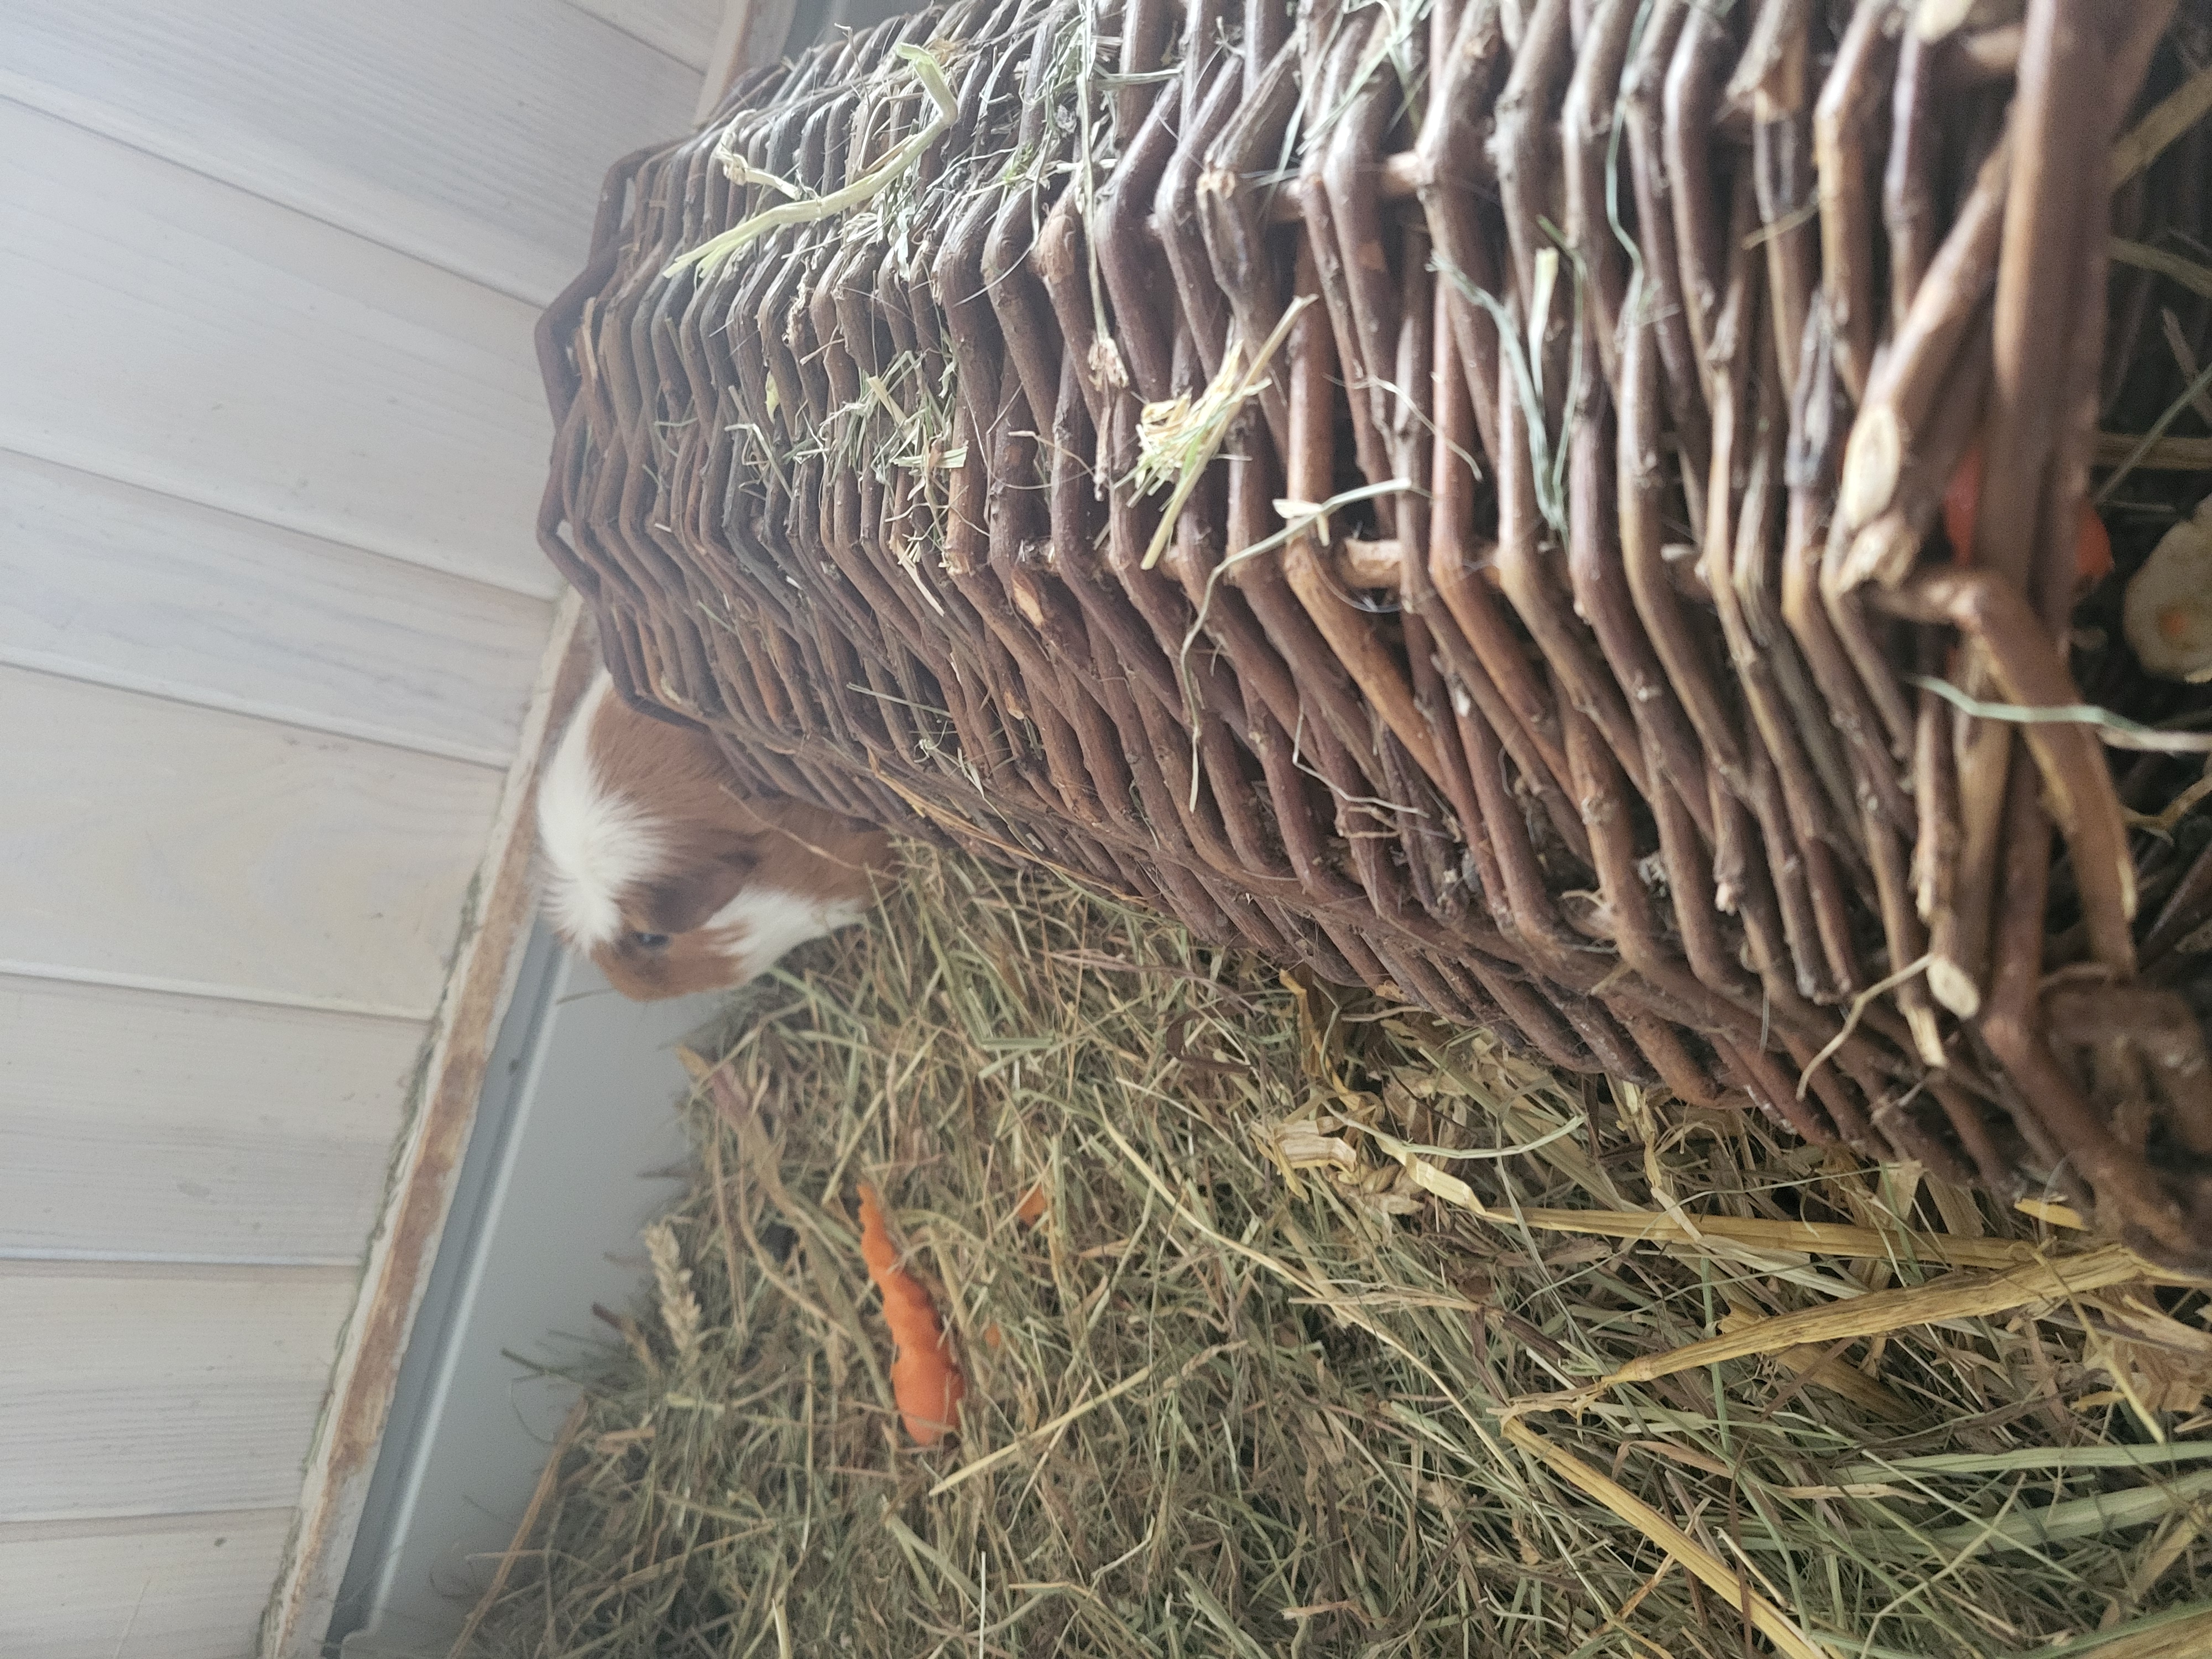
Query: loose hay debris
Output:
[[460, 846, 2212, 1658]]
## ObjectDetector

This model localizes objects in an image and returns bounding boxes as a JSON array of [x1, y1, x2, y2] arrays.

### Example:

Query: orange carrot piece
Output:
[[2075, 508, 2113, 588], [1942, 444, 1983, 565], [1013, 1181, 1050, 1227], [855, 1183, 964, 1445], [1944, 441, 2111, 589]]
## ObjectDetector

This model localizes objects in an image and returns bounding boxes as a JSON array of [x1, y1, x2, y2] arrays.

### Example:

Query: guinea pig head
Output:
[[536, 672, 893, 1000]]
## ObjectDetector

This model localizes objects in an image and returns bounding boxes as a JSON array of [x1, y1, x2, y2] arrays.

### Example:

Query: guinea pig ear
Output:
[[632, 844, 761, 937]]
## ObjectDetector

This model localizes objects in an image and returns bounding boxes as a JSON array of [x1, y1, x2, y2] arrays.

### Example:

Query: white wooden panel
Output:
[[567, 0, 726, 70], [267, 607, 589, 1657], [0, 667, 505, 1018], [0, 452, 550, 768], [0, 100, 560, 598], [0, 0, 701, 302], [0, 975, 425, 1264], [0, 1263, 355, 1523], [0, 1509, 293, 1659]]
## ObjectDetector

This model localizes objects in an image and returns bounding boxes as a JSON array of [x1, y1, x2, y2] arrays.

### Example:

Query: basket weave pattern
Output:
[[538, 0, 2212, 1261]]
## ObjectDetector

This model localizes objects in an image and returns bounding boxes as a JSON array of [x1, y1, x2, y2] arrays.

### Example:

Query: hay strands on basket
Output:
[[663, 43, 959, 281]]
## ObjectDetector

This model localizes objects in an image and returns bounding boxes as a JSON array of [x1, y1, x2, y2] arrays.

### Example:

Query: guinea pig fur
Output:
[[536, 671, 894, 1001]]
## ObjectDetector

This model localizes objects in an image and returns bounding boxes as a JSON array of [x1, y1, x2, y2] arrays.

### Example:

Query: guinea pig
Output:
[[535, 670, 894, 1000]]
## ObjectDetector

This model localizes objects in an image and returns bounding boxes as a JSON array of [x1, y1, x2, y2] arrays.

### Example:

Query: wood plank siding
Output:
[[0, 2, 721, 1652]]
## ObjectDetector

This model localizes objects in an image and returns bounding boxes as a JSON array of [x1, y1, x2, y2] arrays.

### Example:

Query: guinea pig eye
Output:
[[630, 931, 671, 950]]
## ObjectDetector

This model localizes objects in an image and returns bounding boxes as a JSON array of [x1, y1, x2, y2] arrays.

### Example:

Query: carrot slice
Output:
[[1942, 444, 1984, 566], [855, 1183, 964, 1445], [2075, 507, 2113, 588], [1944, 441, 2111, 588]]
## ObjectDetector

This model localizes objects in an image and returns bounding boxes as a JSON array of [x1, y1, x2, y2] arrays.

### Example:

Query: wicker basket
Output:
[[536, 0, 2212, 1264]]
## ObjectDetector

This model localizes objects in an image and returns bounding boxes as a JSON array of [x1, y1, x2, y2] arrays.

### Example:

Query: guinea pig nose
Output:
[[630, 932, 671, 949]]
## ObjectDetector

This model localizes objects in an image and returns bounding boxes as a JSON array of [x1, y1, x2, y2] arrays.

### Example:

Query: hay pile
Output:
[[457, 846, 2212, 1658]]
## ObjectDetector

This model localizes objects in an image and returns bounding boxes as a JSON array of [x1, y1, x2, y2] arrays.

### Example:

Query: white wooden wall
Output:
[[0, 5, 719, 1654]]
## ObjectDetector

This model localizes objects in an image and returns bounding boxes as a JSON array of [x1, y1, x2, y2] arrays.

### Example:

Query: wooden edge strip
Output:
[[262, 590, 596, 1658]]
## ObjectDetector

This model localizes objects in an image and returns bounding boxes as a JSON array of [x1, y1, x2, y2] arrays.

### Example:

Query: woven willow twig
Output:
[[537, 0, 2212, 1265]]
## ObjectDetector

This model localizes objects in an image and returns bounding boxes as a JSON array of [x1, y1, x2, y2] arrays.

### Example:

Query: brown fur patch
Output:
[[576, 693, 895, 1001]]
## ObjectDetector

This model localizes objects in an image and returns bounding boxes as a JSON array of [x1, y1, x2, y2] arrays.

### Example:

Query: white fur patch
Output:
[[702, 886, 869, 983], [536, 674, 665, 950]]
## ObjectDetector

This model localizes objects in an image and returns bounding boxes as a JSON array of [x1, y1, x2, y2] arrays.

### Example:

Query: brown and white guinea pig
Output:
[[535, 671, 895, 1001]]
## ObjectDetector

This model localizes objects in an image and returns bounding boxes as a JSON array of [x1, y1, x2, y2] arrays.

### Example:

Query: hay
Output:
[[457, 845, 2212, 1658], [666, 44, 961, 280]]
